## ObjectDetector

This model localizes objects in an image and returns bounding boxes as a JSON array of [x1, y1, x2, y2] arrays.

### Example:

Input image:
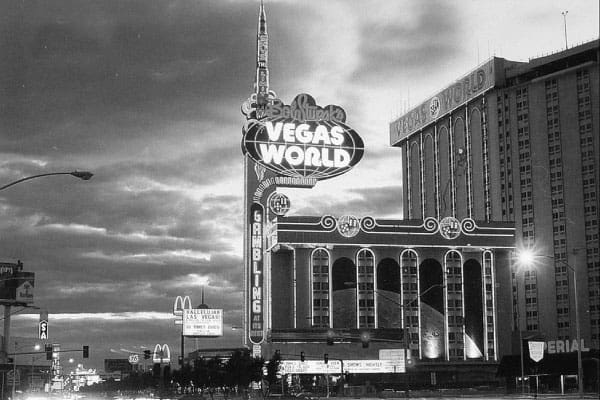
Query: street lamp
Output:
[[561, 11, 569, 49], [511, 254, 527, 395], [517, 248, 583, 395], [0, 171, 93, 192], [0, 170, 93, 368]]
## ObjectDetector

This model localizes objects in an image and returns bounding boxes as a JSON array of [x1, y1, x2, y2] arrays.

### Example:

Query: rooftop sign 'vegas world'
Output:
[[242, 94, 364, 181]]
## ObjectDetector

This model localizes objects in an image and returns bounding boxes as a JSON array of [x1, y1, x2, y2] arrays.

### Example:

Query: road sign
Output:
[[129, 354, 139, 364]]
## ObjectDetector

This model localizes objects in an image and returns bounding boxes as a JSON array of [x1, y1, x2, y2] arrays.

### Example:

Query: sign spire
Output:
[[255, 0, 269, 108]]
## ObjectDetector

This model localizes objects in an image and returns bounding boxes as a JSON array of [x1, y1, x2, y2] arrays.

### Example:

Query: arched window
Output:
[[332, 257, 356, 328], [357, 249, 375, 328], [400, 250, 419, 356], [483, 251, 496, 360], [445, 250, 464, 360], [419, 258, 444, 360], [464, 258, 484, 359], [376, 258, 401, 328], [311, 249, 330, 328]]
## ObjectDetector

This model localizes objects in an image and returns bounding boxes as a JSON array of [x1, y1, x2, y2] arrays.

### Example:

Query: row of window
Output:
[[577, 70, 600, 296]]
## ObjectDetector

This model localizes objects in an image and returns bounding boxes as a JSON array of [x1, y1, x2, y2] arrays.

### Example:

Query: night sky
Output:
[[1, 0, 597, 372]]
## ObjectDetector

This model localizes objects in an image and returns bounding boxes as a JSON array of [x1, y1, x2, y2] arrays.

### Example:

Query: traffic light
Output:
[[360, 330, 370, 348], [144, 350, 151, 359], [324, 353, 329, 364], [83, 345, 89, 358], [326, 329, 335, 346], [406, 349, 415, 368], [300, 351, 305, 362], [45, 344, 52, 360]]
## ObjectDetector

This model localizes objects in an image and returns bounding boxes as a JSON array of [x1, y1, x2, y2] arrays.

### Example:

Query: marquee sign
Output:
[[249, 203, 265, 344], [242, 94, 364, 181], [279, 359, 403, 374], [183, 308, 223, 337]]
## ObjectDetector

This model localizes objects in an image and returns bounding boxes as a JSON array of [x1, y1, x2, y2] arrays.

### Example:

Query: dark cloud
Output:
[[352, 1, 463, 83], [2, 0, 590, 373]]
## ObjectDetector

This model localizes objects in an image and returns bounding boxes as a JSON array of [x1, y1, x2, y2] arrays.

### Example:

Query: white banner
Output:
[[378, 349, 406, 373], [280, 360, 342, 374]]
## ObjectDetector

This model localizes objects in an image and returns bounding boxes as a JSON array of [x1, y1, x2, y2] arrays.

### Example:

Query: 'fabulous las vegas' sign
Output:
[[242, 93, 364, 180]]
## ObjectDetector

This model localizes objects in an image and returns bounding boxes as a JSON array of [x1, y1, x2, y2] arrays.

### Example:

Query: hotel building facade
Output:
[[390, 39, 599, 374], [240, 1, 522, 389]]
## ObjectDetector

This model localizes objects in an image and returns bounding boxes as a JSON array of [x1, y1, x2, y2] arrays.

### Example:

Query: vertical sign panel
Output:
[[249, 202, 264, 344], [39, 310, 49, 340]]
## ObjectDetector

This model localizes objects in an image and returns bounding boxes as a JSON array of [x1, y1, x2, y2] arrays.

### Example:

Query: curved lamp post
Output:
[[0, 171, 93, 192], [0, 170, 93, 372], [517, 248, 583, 396]]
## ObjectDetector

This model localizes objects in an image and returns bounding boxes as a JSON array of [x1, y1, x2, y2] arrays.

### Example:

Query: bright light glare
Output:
[[517, 249, 536, 266]]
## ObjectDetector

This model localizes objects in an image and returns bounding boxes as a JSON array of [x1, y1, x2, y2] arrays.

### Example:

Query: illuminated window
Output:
[[357, 249, 375, 328], [311, 249, 329, 328]]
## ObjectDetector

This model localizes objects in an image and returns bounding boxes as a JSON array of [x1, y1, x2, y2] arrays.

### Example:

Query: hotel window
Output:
[[401, 250, 419, 354], [357, 249, 375, 328], [311, 249, 330, 328]]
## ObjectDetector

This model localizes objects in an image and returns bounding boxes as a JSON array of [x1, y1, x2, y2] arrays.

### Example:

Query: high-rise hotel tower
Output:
[[390, 40, 599, 352]]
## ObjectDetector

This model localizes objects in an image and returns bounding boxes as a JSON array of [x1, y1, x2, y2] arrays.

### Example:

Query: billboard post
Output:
[[173, 296, 191, 367]]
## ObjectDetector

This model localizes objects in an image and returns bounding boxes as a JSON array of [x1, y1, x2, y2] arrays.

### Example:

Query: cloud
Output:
[[351, 1, 462, 84], [1, 0, 598, 372]]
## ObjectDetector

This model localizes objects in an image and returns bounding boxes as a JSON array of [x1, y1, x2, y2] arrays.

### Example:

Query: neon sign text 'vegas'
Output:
[[242, 94, 364, 180]]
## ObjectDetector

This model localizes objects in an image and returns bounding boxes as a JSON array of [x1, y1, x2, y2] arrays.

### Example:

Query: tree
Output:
[[263, 351, 282, 397], [173, 362, 194, 391], [224, 349, 264, 395]]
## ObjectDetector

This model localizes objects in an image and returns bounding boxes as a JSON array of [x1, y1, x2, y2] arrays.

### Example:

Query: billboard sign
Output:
[[242, 93, 364, 181], [0, 262, 35, 305], [15, 278, 34, 304], [104, 358, 133, 373], [182, 308, 223, 337]]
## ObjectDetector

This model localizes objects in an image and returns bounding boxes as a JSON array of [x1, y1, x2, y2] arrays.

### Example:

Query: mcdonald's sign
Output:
[[173, 295, 192, 316], [153, 344, 171, 364]]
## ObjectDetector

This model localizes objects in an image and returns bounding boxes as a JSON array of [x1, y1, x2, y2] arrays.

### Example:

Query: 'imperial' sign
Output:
[[242, 94, 364, 180]]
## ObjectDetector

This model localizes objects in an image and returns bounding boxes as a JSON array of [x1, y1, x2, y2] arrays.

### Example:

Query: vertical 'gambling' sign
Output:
[[249, 203, 264, 344]]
